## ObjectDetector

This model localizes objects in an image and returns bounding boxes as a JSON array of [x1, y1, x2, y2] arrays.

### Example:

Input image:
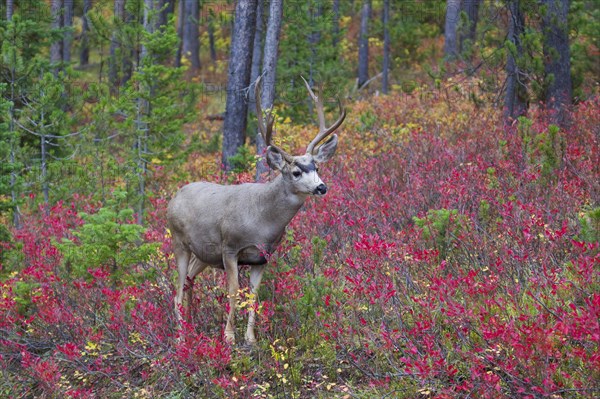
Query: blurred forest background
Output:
[[0, 0, 597, 221], [0, 1, 599, 398]]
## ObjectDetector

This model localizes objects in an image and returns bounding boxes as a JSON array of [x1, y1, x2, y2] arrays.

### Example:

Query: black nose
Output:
[[314, 184, 327, 195]]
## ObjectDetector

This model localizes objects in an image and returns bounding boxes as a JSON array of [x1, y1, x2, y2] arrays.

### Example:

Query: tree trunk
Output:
[[50, 0, 63, 73], [109, 0, 126, 86], [256, 0, 283, 179], [382, 0, 390, 94], [6, 5, 19, 226], [122, 7, 135, 84], [250, 0, 265, 86], [6, 10, 19, 224], [332, 0, 341, 47], [158, 0, 175, 29], [6, 0, 14, 20], [63, 0, 73, 63], [175, 0, 184, 67], [41, 129, 49, 205], [141, 0, 157, 60], [208, 13, 218, 63], [357, 0, 370, 88], [262, 0, 284, 92], [248, 0, 264, 148], [307, 2, 322, 88], [504, 0, 528, 122], [10, 145, 19, 227], [182, 0, 200, 71], [136, 0, 158, 225], [42, 137, 48, 204], [542, 0, 572, 125], [459, 0, 480, 54], [444, 0, 461, 60], [80, 0, 91, 66], [222, 0, 257, 170]]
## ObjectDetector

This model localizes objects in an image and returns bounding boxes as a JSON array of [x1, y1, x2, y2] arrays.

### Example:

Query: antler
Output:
[[301, 76, 347, 155], [255, 76, 294, 163]]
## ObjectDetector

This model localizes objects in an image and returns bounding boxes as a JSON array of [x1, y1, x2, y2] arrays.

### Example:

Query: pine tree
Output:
[[90, 3, 196, 223], [277, 0, 350, 120], [17, 71, 80, 205], [0, 83, 19, 232], [1, 9, 58, 223]]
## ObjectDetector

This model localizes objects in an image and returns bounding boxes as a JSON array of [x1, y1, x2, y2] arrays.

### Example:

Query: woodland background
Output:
[[0, 0, 599, 398]]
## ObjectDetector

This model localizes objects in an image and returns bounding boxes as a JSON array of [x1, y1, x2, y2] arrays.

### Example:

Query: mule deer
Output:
[[167, 76, 346, 344]]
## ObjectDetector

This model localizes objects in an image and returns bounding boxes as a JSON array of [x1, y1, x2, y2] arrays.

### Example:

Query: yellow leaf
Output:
[[85, 341, 98, 351]]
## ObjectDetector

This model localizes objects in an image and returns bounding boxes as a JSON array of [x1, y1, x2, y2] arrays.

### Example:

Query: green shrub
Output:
[[56, 191, 159, 283], [413, 208, 468, 259], [227, 144, 257, 174], [578, 206, 600, 243]]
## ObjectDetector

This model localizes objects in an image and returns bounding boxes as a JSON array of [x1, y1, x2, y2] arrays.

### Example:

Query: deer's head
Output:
[[256, 76, 346, 196]]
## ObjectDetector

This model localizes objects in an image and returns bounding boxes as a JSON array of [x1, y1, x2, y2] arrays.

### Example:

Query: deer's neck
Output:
[[260, 174, 307, 222]]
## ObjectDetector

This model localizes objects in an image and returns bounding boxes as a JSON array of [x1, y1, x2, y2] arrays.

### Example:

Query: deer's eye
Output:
[[292, 170, 302, 178]]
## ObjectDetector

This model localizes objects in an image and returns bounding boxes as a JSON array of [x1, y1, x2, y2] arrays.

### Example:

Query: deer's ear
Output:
[[266, 146, 287, 170], [314, 134, 338, 163]]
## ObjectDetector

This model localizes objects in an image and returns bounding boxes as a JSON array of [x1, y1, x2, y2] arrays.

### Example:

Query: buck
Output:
[[167, 76, 346, 345]]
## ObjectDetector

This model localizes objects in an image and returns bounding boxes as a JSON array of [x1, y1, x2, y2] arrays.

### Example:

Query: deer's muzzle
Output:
[[314, 184, 328, 195]]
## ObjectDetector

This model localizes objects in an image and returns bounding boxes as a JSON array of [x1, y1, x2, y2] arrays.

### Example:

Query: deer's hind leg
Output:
[[245, 265, 265, 345], [185, 253, 208, 323], [222, 252, 240, 344]]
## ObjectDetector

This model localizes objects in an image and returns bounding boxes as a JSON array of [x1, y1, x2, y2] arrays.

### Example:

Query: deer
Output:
[[167, 76, 346, 345]]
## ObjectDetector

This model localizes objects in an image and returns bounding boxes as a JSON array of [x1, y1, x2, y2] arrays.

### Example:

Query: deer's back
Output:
[[166, 181, 278, 265]]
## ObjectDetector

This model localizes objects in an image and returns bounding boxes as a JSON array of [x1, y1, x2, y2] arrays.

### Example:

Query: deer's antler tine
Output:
[[301, 76, 316, 104], [304, 80, 346, 155], [325, 100, 346, 136], [255, 75, 294, 163], [265, 111, 275, 147], [301, 76, 326, 133]]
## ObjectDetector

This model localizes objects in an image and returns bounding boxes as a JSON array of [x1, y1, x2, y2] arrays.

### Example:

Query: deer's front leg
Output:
[[173, 246, 191, 324], [223, 252, 239, 344], [245, 265, 265, 345]]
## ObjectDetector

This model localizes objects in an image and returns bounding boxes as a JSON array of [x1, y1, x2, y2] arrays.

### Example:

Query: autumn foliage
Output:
[[1, 86, 599, 398]]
